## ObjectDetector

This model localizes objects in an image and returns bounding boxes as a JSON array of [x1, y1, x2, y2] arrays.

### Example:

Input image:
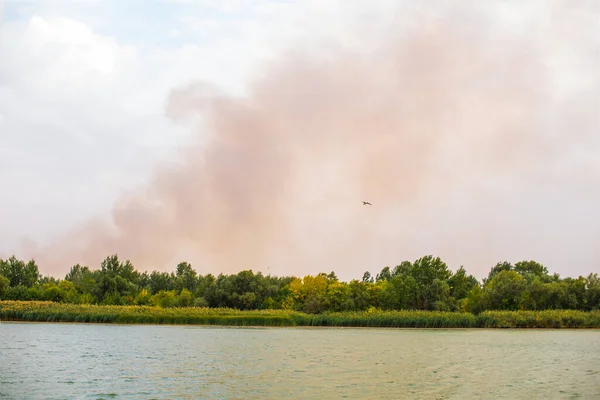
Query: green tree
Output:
[[514, 260, 548, 279], [134, 289, 151, 305], [0, 274, 9, 298], [376, 266, 392, 282], [100, 255, 139, 283], [430, 279, 454, 311], [484, 261, 513, 284], [586, 273, 600, 310], [348, 280, 376, 310], [195, 273, 215, 299], [97, 255, 139, 303], [447, 266, 479, 300], [519, 278, 551, 310], [175, 262, 198, 293], [287, 274, 329, 313], [42, 282, 64, 302], [380, 274, 418, 310], [392, 261, 412, 277], [483, 270, 526, 310], [561, 277, 587, 309], [150, 290, 178, 307], [177, 288, 194, 307], [410, 255, 451, 286], [65, 264, 99, 301], [58, 280, 79, 303], [149, 271, 174, 294], [408, 255, 452, 309], [325, 281, 352, 311], [463, 285, 485, 313], [0, 256, 41, 288]]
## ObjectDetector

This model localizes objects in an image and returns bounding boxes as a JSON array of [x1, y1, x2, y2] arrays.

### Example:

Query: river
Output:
[[1, 322, 599, 399]]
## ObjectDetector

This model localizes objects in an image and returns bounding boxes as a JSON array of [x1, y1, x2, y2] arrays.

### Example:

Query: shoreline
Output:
[[2, 320, 600, 331], [1, 301, 599, 329]]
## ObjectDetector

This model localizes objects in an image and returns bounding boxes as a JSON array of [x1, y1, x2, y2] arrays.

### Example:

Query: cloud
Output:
[[0, 14, 222, 251], [0, 0, 340, 258], [0, 15, 142, 247], [15, 0, 599, 282], [2, 0, 599, 281], [0, 0, 361, 250]]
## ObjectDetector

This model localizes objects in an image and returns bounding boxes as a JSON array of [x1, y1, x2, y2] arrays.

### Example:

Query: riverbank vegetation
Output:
[[2, 301, 599, 328], [1, 254, 599, 317]]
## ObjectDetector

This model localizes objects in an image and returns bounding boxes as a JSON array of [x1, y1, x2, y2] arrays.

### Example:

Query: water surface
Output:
[[1, 322, 599, 399]]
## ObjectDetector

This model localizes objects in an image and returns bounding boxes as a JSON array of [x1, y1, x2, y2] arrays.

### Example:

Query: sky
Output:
[[0, 0, 599, 281]]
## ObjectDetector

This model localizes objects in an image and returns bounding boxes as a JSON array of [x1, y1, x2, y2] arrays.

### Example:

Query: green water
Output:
[[1, 322, 599, 399]]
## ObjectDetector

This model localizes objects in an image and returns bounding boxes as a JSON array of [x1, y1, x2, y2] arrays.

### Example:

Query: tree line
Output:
[[1, 254, 599, 313]]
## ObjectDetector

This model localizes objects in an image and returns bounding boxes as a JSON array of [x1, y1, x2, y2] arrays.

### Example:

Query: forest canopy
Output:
[[1, 254, 599, 314]]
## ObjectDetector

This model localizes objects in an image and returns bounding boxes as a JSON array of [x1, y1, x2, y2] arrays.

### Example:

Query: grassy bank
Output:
[[1, 301, 599, 328], [0, 301, 302, 326]]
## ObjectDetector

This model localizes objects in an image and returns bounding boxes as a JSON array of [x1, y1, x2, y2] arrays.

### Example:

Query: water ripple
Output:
[[1, 323, 599, 399]]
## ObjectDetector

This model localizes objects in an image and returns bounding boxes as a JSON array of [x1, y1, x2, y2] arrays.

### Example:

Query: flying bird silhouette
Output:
[[362, 201, 372, 205]]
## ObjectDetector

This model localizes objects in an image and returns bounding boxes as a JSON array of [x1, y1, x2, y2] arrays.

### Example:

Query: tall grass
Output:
[[0, 301, 300, 326], [302, 310, 479, 328], [477, 310, 600, 329], [1, 301, 599, 328]]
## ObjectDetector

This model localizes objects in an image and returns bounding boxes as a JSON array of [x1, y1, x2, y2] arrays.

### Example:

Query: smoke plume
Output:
[[29, 2, 600, 280]]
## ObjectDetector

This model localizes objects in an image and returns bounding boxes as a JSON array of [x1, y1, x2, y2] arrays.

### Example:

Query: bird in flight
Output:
[[362, 201, 372, 206]]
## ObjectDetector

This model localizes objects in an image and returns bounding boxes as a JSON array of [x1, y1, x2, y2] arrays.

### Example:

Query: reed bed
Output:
[[0, 301, 300, 326], [302, 310, 479, 328], [476, 310, 600, 329], [1, 301, 599, 328]]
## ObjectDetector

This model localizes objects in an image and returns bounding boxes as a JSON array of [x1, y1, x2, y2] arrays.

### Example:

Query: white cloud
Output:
[[0, 0, 598, 279], [0, 0, 346, 255], [0, 15, 231, 250]]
